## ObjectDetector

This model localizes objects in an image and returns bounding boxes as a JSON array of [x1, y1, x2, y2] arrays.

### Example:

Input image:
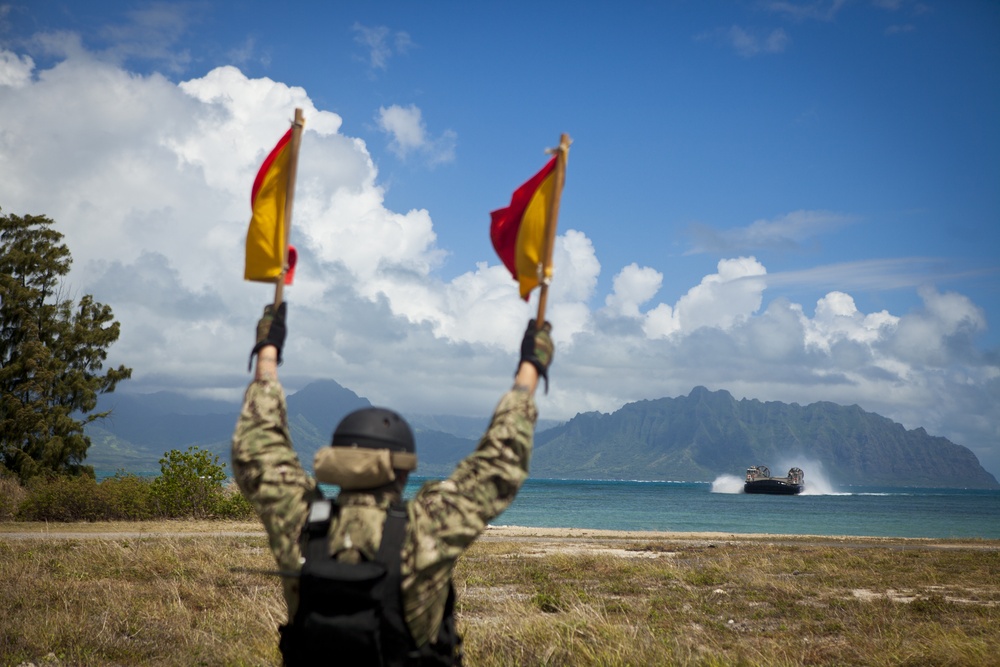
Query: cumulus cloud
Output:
[[673, 257, 768, 332], [805, 291, 899, 352], [605, 264, 662, 318], [0, 49, 33, 86], [0, 46, 997, 479], [889, 286, 987, 367], [611, 258, 769, 337]]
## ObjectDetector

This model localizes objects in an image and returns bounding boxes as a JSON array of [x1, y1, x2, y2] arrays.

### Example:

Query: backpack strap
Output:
[[375, 502, 412, 666], [376, 501, 408, 563], [378, 502, 464, 666]]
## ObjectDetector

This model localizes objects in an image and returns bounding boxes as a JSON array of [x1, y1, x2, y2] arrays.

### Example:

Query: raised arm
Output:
[[232, 302, 316, 617], [402, 318, 554, 643]]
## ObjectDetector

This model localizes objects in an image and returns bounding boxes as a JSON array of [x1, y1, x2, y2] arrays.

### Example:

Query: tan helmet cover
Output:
[[314, 446, 417, 490]]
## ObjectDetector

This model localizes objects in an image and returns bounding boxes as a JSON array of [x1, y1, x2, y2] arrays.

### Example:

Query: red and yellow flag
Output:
[[490, 156, 558, 300], [245, 129, 292, 282]]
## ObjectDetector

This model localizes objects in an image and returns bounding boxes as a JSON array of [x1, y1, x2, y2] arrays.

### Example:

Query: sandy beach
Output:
[[2, 520, 995, 552]]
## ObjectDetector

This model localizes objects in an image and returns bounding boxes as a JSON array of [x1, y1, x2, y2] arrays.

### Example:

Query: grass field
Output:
[[1, 523, 998, 666]]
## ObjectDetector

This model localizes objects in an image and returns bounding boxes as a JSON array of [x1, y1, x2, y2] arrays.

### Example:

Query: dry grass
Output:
[[1, 525, 998, 666], [457, 535, 1000, 666], [0, 533, 285, 666]]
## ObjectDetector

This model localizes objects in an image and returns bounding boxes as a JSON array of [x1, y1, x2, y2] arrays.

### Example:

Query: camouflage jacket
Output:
[[231, 378, 537, 647]]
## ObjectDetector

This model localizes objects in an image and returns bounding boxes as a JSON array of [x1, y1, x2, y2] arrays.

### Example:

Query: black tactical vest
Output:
[[278, 499, 462, 666]]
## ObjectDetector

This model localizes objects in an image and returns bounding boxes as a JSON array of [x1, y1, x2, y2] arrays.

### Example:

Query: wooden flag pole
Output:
[[274, 108, 305, 307], [535, 133, 571, 326]]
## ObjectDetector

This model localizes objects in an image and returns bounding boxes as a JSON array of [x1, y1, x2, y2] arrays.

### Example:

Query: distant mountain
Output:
[[85, 380, 486, 476], [531, 386, 999, 489], [85, 382, 998, 489], [285, 379, 371, 440]]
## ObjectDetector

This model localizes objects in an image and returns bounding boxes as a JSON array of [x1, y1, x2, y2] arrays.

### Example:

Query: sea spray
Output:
[[775, 457, 848, 495], [711, 474, 744, 494]]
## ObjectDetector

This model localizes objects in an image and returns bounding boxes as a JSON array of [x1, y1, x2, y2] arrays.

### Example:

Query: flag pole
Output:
[[274, 108, 305, 307], [535, 133, 571, 326]]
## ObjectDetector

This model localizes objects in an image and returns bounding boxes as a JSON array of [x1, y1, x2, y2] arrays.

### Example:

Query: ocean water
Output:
[[398, 475, 1000, 540], [96, 469, 998, 540]]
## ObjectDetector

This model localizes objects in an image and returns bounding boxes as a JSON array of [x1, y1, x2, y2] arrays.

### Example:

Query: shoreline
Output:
[[0, 520, 997, 549], [483, 525, 1000, 551]]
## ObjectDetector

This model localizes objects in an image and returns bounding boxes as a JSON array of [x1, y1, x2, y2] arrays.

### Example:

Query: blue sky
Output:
[[1, 1, 998, 479]]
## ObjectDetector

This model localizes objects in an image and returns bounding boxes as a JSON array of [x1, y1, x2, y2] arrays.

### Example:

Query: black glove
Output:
[[519, 319, 554, 392], [249, 302, 287, 371]]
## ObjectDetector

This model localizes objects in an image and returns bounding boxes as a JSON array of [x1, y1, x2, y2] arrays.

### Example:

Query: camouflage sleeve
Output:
[[403, 387, 537, 644], [231, 378, 318, 617]]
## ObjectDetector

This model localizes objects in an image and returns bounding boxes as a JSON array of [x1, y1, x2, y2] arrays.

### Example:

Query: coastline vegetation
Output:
[[0, 446, 254, 523], [1, 525, 997, 666]]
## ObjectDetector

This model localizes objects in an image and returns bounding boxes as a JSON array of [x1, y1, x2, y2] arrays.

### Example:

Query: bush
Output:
[[18, 475, 109, 521], [16, 472, 157, 521], [150, 446, 228, 519], [0, 473, 27, 521], [214, 482, 256, 520], [6, 449, 254, 522], [100, 471, 155, 520]]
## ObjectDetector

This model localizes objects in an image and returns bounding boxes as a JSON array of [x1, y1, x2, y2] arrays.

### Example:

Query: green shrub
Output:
[[0, 472, 28, 521], [100, 471, 155, 520], [150, 446, 227, 519], [213, 483, 256, 520], [7, 450, 251, 522], [18, 475, 108, 521], [15, 472, 156, 521]]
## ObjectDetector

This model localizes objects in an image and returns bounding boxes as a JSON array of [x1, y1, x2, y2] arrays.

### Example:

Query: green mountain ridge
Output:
[[532, 386, 998, 489], [84, 382, 998, 489]]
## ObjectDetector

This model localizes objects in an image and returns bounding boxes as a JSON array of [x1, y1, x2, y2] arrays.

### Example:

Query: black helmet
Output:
[[332, 407, 415, 454]]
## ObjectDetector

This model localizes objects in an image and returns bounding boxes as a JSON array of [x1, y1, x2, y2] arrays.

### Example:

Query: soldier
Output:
[[231, 302, 554, 665]]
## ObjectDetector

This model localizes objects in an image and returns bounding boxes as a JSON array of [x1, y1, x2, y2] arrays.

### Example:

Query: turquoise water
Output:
[[101, 470, 997, 540], [398, 477, 1000, 540]]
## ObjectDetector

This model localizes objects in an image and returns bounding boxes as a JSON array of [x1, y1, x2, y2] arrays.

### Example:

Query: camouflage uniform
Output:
[[231, 377, 537, 648]]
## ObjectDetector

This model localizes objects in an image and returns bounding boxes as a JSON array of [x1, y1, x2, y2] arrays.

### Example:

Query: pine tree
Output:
[[0, 210, 132, 480]]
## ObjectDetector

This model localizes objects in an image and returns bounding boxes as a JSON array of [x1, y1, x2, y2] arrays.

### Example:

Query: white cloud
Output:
[[805, 291, 899, 352], [0, 49, 33, 87], [605, 263, 662, 318], [625, 257, 768, 338], [686, 209, 856, 254], [673, 256, 768, 332], [97, 2, 194, 72], [889, 286, 986, 367], [377, 104, 425, 154], [762, 257, 959, 292], [726, 26, 789, 57], [352, 23, 412, 72], [376, 104, 456, 165]]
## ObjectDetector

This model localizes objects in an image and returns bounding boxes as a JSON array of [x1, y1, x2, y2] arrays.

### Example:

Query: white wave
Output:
[[711, 474, 745, 494]]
